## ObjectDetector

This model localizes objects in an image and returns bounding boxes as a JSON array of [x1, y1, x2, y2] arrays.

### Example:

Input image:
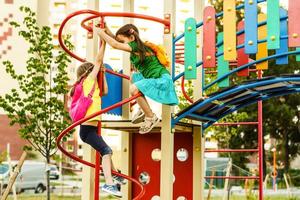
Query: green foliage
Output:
[[0, 151, 7, 164], [0, 6, 73, 160]]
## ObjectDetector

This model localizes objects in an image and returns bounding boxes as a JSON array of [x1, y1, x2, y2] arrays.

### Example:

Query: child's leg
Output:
[[79, 125, 114, 184], [130, 84, 154, 118], [102, 154, 114, 185]]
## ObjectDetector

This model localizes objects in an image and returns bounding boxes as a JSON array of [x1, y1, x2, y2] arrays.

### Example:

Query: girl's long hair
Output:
[[70, 62, 94, 97], [116, 24, 148, 63]]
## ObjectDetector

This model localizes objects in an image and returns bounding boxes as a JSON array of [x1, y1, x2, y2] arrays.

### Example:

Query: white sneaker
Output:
[[102, 184, 122, 198], [139, 114, 160, 134], [131, 109, 145, 124]]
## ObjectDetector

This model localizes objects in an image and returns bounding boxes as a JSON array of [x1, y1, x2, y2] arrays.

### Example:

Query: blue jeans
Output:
[[79, 125, 112, 156]]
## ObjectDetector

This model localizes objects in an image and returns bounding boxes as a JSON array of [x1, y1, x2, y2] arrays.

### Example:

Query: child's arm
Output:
[[104, 23, 115, 38], [101, 65, 108, 96], [96, 28, 132, 52], [89, 38, 106, 80]]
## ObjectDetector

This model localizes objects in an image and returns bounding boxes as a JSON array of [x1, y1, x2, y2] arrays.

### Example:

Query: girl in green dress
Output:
[[96, 23, 178, 134]]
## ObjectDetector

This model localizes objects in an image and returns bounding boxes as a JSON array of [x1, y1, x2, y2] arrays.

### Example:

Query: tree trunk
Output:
[[46, 156, 51, 200], [262, 136, 267, 179], [283, 131, 289, 172]]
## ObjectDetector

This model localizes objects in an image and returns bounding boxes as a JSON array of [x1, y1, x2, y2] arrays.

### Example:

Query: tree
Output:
[[0, 7, 72, 200]]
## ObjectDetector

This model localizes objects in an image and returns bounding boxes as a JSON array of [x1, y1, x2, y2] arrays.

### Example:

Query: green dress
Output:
[[128, 41, 178, 105]]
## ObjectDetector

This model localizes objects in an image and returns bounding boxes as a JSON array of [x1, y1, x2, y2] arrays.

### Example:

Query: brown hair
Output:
[[70, 62, 94, 97], [116, 24, 148, 63]]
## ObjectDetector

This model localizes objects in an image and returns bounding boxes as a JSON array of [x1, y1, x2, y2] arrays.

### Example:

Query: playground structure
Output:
[[56, 0, 300, 199]]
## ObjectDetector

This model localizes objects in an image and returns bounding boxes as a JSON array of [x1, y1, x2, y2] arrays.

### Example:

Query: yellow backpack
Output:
[[144, 41, 170, 68]]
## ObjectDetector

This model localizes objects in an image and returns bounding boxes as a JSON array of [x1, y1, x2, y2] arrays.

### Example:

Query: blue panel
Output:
[[276, 8, 288, 65], [245, 0, 258, 54], [102, 64, 122, 116]]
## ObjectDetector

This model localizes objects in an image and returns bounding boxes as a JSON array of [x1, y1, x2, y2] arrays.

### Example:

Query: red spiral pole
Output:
[[56, 9, 170, 199]]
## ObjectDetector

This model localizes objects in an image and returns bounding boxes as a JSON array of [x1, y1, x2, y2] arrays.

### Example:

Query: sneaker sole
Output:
[[131, 113, 145, 124], [113, 178, 127, 185], [102, 187, 122, 198], [139, 117, 160, 134]]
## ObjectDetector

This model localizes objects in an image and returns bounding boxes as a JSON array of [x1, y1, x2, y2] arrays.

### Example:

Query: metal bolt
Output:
[[188, 66, 193, 71], [293, 33, 298, 38], [248, 40, 253, 45], [228, 47, 232, 52], [206, 55, 212, 60], [187, 26, 192, 31], [270, 35, 276, 41], [227, 7, 232, 12], [207, 16, 212, 21], [248, 0, 253, 5]]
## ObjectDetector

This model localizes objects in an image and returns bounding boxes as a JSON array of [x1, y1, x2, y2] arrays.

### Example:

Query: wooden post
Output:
[[6, 143, 17, 200], [120, 0, 134, 199], [222, 160, 232, 200], [283, 173, 292, 198], [193, 0, 205, 199], [0, 152, 26, 200], [263, 173, 269, 189], [81, 1, 99, 200], [160, 0, 175, 199], [207, 168, 216, 200]]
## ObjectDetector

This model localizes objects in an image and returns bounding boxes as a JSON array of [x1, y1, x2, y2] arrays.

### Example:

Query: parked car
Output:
[[49, 164, 59, 180], [0, 161, 46, 194]]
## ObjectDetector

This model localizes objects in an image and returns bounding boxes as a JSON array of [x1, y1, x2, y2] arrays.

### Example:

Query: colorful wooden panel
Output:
[[223, 0, 237, 61], [217, 33, 229, 88], [267, 0, 280, 49], [184, 18, 197, 80], [297, 47, 300, 62], [245, 0, 258, 54], [276, 8, 288, 65], [256, 14, 268, 70], [203, 6, 216, 68], [237, 21, 249, 77], [288, 0, 300, 47]]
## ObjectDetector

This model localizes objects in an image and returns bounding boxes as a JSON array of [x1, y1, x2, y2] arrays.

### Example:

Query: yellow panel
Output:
[[256, 14, 268, 70], [111, 3, 121, 8], [139, 6, 149, 10], [223, 0, 237, 61]]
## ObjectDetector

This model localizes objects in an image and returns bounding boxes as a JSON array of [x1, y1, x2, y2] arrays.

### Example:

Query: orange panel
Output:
[[256, 14, 268, 70]]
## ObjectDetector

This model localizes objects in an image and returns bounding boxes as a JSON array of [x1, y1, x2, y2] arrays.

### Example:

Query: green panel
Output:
[[297, 47, 300, 62], [217, 33, 229, 88], [267, 0, 280, 49], [184, 18, 197, 80]]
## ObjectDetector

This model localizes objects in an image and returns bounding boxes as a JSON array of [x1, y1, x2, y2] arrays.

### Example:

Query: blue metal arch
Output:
[[173, 76, 300, 129]]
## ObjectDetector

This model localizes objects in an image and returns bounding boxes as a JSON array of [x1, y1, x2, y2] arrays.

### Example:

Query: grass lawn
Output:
[[6, 194, 299, 200], [7, 195, 119, 200], [210, 196, 299, 200]]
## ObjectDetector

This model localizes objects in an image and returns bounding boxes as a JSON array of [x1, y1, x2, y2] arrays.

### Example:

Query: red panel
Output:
[[288, 0, 300, 47], [131, 132, 193, 199], [237, 21, 249, 76], [132, 132, 161, 199], [173, 133, 193, 199], [203, 6, 216, 68]]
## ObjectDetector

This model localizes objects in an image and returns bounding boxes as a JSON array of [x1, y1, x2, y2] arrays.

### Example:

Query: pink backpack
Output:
[[69, 78, 96, 122]]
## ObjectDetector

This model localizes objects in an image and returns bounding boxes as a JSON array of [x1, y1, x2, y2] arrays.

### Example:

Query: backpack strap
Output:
[[88, 82, 96, 98]]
